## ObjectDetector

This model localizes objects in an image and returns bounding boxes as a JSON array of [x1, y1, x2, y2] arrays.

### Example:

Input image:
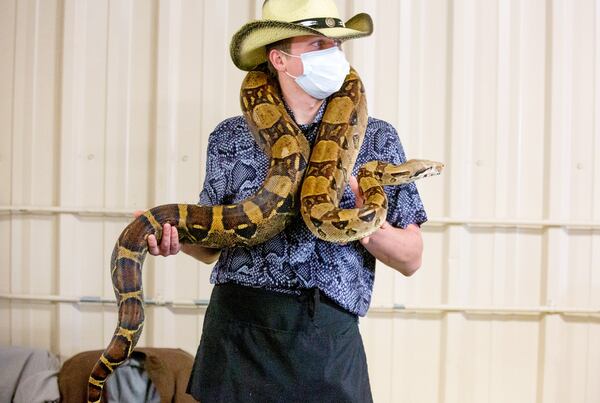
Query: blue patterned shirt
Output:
[[199, 101, 427, 316]]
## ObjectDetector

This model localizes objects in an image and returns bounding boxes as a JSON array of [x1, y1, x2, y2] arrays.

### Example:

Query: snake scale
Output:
[[87, 65, 443, 402]]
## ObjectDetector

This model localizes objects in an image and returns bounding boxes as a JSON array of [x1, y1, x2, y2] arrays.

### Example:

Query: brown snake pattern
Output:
[[299, 72, 443, 241], [87, 66, 442, 402]]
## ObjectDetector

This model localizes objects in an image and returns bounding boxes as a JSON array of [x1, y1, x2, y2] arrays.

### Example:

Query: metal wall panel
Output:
[[1, 0, 599, 402]]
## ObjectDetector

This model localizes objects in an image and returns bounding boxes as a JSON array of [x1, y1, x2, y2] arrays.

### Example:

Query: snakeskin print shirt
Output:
[[199, 101, 427, 316]]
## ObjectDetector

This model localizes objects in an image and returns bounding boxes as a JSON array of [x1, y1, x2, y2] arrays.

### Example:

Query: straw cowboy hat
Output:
[[230, 0, 373, 71]]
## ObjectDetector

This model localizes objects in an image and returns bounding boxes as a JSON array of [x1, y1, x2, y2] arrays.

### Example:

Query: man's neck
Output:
[[279, 75, 323, 125]]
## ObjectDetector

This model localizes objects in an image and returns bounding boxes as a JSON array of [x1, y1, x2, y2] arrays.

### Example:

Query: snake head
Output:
[[405, 159, 445, 181]]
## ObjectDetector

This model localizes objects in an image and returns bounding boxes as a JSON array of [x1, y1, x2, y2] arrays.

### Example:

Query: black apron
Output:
[[187, 283, 373, 403]]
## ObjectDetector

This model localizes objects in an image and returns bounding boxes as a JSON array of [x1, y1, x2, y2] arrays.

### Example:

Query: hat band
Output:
[[292, 17, 345, 29]]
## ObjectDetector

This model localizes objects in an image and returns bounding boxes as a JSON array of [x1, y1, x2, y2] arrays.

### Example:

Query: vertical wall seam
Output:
[[596, 0, 600, 224], [536, 1, 553, 400], [417, 0, 426, 154], [52, 0, 66, 356], [30, 0, 39, 206], [123, 0, 134, 208], [585, 3, 600, 401], [148, 0, 159, 210], [7, 0, 19, 346], [102, 0, 111, 212], [195, 0, 207, 314], [144, 0, 161, 349], [439, 0, 454, 400], [100, 0, 111, 347]]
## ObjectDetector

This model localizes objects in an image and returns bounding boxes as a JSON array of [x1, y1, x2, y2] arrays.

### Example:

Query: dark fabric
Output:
[[58, 348, 197, 403], [187, 283, 373, 403]]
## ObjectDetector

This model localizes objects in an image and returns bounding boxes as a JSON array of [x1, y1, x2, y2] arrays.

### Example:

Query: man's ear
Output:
[[268, 49, 286, 73]]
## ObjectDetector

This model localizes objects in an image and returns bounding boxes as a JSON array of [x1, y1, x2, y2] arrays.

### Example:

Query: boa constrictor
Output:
[[87, 65, 443, 402]]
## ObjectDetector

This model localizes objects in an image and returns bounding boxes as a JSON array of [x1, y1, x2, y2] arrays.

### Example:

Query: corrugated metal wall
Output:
[[1, 0, 599, 402]]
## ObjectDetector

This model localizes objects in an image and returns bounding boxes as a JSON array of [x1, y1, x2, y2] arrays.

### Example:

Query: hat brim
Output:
[[230, 13, 373, 71]]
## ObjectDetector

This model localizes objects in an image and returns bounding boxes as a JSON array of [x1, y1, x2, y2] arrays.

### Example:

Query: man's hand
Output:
[[133, 210, 181, 257], [348, 176, 384, 245], [133, 209, 221, 264], [348, 176, 423, 276]]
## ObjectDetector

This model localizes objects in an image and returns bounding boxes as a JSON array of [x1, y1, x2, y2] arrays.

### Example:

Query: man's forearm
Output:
[[360, 223, 423, 276], [181, 243, 221, 264]]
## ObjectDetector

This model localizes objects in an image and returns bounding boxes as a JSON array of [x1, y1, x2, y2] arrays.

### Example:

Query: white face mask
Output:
[[282, 46, 350, 100]]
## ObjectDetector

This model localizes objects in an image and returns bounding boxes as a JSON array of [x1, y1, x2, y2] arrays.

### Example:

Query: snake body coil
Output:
[[87, 66, 442, 402], [299, 70, 443, 242]]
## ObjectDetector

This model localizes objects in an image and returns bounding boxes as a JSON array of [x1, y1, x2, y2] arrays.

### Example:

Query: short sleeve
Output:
[[198, 131, 228, 206], [372, 123, 428, 228]]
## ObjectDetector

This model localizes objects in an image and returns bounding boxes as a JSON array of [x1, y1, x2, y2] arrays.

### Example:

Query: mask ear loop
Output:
[[285, 71, 299, 79], [279, 50, 302, 79], [279, 50, 301, 58]]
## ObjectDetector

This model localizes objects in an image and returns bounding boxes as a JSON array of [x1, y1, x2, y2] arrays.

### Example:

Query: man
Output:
[[141, 1, 427, 401]]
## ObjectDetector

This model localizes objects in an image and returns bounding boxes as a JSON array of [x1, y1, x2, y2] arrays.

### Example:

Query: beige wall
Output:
[[1, 0, 599, 402]]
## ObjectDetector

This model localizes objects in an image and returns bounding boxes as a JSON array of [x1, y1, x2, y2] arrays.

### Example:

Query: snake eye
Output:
[[391, 170, 410, 178], [414, 167, 430, 177]]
